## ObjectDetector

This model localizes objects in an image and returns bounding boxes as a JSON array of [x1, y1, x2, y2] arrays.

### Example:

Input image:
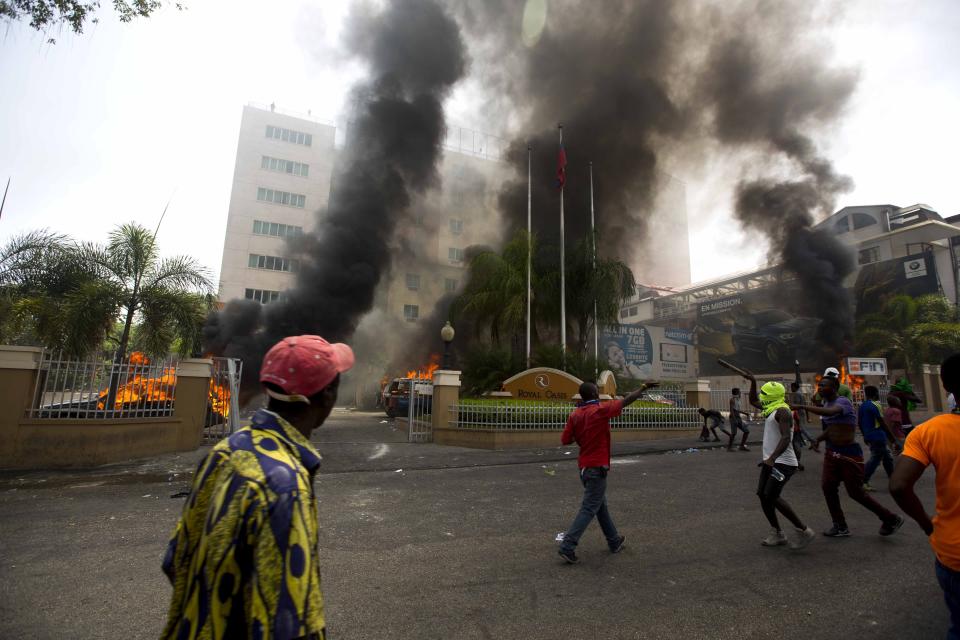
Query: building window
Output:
[[244, 288, 284, 304], [253, 220, 303, 238], [403, 304, 419, 322], [852, 212, 877, 230], [406, 273, 421, 290], [629, 307, 639, 317], [858, 246, 880, 265], [256, 187, 306, 208], [449, 218, 463, 235], [445, 278, 458, 292], [261, 155, 309, 177], [265, 125, 312, 147], [621, 308, 629, 318], [448, 247, 464, 263], [247, 254, 300, 273]]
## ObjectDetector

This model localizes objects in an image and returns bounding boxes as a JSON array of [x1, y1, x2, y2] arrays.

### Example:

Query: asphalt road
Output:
[[0, 410, 948, 639]]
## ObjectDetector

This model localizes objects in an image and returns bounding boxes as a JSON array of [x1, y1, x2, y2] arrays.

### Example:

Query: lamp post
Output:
[[441, 321, 455, 369]]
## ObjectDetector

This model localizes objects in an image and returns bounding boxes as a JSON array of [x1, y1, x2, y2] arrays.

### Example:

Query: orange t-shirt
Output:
[[903, 414, 960, 571]]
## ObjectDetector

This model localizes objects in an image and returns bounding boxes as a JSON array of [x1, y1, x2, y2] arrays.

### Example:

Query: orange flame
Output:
[[405, 354, 441, 380], [839, 361, 865, 394], [96, 352, 232, 417]]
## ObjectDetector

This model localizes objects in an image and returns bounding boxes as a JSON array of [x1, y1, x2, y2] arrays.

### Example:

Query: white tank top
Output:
[[762, 410, 799, 466]]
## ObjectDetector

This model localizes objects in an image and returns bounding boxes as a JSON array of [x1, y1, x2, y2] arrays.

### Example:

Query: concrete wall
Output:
[[0, 348, 213, 470]]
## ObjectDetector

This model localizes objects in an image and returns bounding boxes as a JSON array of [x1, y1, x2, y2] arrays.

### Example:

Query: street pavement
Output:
[[0, 409, 948, 639]]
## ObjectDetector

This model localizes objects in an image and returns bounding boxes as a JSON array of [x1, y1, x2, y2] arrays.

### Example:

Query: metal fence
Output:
[[407, 377, 433, 443], [451, 402, 701, 431], [27, 351, 178, 420], [203, 357, 243, 443]]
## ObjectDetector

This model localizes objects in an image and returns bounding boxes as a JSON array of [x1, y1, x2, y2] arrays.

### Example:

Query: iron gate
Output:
[[406, 376, 434, 443], [203, 357, 243, 444]]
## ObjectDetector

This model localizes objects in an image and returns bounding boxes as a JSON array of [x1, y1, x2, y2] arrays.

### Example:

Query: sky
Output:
[[1, 0, 958, 286]]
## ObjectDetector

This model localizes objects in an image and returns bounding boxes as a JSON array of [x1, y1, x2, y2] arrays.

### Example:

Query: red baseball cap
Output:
[[260, 335, 355, 404]]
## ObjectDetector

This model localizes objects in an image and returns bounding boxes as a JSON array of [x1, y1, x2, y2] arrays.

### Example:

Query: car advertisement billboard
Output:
[[696, 288, 826, 377], [696, 252, 941, 376]]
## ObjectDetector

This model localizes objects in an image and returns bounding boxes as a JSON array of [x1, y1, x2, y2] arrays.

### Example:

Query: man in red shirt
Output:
[[558, 380, 657, 564]]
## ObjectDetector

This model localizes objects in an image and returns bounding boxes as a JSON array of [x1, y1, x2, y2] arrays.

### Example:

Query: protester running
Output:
[[726, 387, 751, 452], [740, 370, 815, 549], [891, 353, 960, 639], [793, 375, 904, 538], [161, 335, 354, 640], [558, 381, 658, 564], [697, 407, 725, 442], [889, 378, 923, 436], [859, 385, 899, 492]]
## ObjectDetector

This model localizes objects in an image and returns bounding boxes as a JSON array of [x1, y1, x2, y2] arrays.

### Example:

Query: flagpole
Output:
[[558, 125, 566, 366], [526, 143, 532, 370], [590, 161, 598, 379]]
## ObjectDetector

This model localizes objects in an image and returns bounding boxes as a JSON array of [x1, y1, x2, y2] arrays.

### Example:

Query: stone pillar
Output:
[[174, 358, 214, 450], [921, 363, 946, 414], [684, 379, 711, 409], [431, 370, 461, 435], [0, 346, 43, 460]]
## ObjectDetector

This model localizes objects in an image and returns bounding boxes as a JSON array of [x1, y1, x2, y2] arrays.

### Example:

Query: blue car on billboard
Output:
[[731, 310, 820, 365]]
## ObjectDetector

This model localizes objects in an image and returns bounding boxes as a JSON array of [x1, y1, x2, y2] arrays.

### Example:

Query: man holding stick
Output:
[[718, 360, 814, 549]]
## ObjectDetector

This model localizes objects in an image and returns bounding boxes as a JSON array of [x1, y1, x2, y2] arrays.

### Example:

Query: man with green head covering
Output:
[[735, 369, 816, 549]]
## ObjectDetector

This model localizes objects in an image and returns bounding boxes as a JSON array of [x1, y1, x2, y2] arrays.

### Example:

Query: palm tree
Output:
[[79, 223, 215, 361], [856, 294, 960, 374], [564, 234, 636, 356], [453, 230, 538, 347]]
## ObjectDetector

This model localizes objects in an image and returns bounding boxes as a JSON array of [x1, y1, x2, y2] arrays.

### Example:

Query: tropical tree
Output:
[[452, 229, 539, 347], [856, 294, 960, 374], [78, 222, 214, 361], [453, 228, 638, 376], [564, 234, 636, 356]]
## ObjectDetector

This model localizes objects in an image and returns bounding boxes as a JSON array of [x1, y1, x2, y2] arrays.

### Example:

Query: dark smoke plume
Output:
[[452, 0, 858, 354], [203, 0, 466, 391], [700, 13, 859, 349]]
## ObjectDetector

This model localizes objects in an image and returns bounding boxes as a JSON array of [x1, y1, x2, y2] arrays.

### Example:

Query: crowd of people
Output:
[[559, 359, 959, 639], [155, 333, 960, 640]]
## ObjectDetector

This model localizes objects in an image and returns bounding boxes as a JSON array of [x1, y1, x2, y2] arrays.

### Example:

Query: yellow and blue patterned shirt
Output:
[[161, 409, 326, 640]]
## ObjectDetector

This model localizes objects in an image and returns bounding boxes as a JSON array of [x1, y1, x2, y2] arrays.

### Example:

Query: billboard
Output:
[[602, 324, 694, 380], [696, 252, 941, 376], [696, 288, 825, 377], [846, 357, 887, 376]]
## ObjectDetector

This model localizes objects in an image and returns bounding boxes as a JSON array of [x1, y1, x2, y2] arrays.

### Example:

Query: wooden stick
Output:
[[717, 358, 752, 378]]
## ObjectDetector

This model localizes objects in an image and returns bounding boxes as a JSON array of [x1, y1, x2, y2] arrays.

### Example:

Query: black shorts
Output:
[[756, 463, 797, 501], [731, 419, 749, 434]]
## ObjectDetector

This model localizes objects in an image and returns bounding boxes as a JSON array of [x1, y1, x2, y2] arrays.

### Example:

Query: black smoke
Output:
[[451, 0, 859, 355], [203, 0, 466, 392]]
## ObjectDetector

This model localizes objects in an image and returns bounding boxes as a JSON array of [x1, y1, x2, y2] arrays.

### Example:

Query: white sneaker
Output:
[[789, 526, 816, 550], [761, 529, 787, 547]]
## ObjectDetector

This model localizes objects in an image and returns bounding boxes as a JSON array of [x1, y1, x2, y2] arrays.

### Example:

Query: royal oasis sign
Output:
[[502, 367, 583, 401]]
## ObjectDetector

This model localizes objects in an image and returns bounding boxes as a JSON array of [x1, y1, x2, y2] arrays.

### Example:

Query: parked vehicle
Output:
[[383, 377, 433, 418]]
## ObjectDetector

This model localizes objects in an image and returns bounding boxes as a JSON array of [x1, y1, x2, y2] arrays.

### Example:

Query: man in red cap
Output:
[[161, 335, 354, 640]]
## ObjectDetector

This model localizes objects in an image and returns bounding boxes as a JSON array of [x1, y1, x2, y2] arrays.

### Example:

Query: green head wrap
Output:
[[759, 381, 790, 418]]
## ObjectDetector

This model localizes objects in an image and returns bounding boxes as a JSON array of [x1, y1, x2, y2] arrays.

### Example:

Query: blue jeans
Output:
[[864, 440, 894, 483], [560, 467, 620, 551], [937, 558, 960, 640]]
